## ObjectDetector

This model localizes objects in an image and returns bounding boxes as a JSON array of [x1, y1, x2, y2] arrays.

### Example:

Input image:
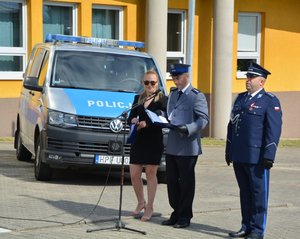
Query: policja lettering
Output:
[[87, 100, 131, 108]]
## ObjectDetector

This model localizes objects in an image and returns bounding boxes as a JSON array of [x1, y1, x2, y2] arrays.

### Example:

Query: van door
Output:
[[21, 48, 48, 152]]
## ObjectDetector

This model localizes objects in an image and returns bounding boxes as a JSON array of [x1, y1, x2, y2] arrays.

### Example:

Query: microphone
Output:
[[144, 89, 161, 102], [152, 89, 161, 96]]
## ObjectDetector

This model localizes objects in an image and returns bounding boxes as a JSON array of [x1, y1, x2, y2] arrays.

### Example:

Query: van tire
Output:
[[34, 136, 52, 181], [15, 129, 32, 161]]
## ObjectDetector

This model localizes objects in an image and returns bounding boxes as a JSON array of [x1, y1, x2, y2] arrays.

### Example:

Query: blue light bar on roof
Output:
[[45, 34, 145, 49]]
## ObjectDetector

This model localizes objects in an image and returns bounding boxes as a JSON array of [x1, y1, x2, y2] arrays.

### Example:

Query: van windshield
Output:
[[50, 51, 161, 93]]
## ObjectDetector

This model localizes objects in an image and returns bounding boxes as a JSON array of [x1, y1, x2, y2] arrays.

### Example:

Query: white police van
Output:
[[14, 34, 167, 182]]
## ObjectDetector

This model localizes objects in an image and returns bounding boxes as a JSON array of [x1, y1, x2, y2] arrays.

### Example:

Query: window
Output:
[[50, 51, 158, 93], [38, 50, 49, 87], [25, 47, 48, 87], [0, 0, 26, 79], [237, 13, 261, 78], [92, 6, 123, 39], [167, 10, 186, 78], [27, 48, 46, 78], [43, 2, 77, 41]]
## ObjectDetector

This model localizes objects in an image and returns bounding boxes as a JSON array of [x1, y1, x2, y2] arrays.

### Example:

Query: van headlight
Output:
[[48, 111, 77, 128]]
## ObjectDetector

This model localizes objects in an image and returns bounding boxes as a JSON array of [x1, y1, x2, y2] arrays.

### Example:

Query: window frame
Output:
[[92, 5, 123, 40], [43, 1, 78, 41], [0, 0, 26, 80], [166, 9, 186, 79], [237, 12, 261, 79]]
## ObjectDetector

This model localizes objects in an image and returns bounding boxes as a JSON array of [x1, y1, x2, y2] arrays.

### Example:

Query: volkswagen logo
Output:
[[109, 119, 124, 133]]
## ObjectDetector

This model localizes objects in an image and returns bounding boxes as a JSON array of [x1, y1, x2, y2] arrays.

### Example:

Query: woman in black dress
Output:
[[127, 70, 167, 221]]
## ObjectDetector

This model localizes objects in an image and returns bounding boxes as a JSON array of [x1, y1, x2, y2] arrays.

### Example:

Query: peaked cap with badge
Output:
[[169, 63, 190, 76], [246, 62, 271, 79]]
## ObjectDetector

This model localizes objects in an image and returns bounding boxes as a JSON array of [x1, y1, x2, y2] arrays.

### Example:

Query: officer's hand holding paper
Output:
[[145, 109, 174, 128]]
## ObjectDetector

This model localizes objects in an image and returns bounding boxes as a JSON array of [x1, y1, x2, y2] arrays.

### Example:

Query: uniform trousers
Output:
[[233, 162, 270, 236], [165, 154, 198, 222]]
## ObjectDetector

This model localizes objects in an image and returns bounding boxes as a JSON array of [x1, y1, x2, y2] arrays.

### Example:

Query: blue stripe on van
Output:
[[63, 89, 136, 117]]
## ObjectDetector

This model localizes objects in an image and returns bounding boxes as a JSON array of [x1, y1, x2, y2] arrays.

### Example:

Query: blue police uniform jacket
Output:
[[166, 85, 209, 156], [226, 89, 282, 164]]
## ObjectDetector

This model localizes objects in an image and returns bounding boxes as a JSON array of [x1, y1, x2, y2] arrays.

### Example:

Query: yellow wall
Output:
[[234, 0, 300, 93], [166, 0, 212, 94], [0, 81, 22, 98], [166, 0, 189, 92], [0, 0, 144, 98], [1, 0, 300, 98], [197, 0, 213, 94]]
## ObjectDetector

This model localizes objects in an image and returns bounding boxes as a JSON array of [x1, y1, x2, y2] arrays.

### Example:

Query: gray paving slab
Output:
[[0, 142, 299, 238]]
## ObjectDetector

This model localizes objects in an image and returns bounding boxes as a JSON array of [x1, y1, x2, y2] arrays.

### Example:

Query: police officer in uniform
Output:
[[226, 63, 282, 239], [161, 64, 209, 228]]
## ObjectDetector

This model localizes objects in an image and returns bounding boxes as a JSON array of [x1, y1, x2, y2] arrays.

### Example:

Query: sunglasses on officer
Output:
[[143, 80, 157, 86]]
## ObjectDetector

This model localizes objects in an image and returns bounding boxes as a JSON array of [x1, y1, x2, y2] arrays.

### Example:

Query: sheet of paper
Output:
[[145, 109, 175, 129]]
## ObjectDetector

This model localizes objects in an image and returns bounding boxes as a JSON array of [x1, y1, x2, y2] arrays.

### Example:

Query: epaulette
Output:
[[266, 92, 275, 98], [170, 87, 177, 92], [192, 88, 200, 94], [238, 91, 248, 96]]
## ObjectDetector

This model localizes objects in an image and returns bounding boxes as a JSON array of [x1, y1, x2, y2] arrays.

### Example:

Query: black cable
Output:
[[1, 119, 129, 230], [65, 130, 125, 225], [1, 132, 126, 229], [63, 161, 114, 226], [0, 162, 114, 228]]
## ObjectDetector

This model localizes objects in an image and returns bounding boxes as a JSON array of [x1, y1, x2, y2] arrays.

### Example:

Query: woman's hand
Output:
[[136, 120, 147, 131], [131, 117, 139, 125]]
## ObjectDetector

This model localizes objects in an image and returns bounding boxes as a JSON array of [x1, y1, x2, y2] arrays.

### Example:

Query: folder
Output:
[[126, 123, 137, 144], [145, 109, 175, 129]]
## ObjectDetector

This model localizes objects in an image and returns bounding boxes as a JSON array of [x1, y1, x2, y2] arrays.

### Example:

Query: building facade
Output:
[[0, 0, 299, 138]]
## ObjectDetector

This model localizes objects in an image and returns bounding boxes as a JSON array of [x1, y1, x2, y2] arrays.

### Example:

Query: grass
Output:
[[1, 137, 300, 147], [0, 137, 14, 142], [202, 137, 300, 147]]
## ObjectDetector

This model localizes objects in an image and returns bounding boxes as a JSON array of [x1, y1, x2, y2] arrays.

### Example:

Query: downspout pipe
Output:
[[187, 0, 195, 82]]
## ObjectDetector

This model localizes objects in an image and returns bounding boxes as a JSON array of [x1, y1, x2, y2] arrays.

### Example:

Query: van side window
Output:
[[38, 51, 49, 87], [24, 47, 37, 77], [27, 48, 47, 78]]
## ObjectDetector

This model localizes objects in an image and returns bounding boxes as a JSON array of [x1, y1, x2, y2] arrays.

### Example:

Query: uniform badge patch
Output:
[[250, 103, 262, 109]]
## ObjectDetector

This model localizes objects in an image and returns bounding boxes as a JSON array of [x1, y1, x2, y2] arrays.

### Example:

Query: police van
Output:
[[14, 34, 167, 182]]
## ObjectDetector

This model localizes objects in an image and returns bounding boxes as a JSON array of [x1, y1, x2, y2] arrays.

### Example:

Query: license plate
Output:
[[95, 155, 130, 165]]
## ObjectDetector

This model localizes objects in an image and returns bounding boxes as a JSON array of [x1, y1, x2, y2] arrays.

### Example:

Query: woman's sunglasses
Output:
[[143, 81, 157, 86]]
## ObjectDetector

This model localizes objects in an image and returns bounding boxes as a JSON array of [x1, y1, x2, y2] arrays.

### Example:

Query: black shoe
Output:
[[245, 233, 263, 239], [228, 229, 249, 238], [173, 221, 190, 229], [161, 219, 177, 226]]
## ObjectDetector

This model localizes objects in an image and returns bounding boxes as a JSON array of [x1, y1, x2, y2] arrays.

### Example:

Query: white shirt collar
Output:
[[250, 88, 263, 98], [180, 83, 190, 93]]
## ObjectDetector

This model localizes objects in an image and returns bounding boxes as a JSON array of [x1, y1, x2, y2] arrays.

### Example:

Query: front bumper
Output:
[[40, 125, 166, 172], [40, 125, 129, 168]]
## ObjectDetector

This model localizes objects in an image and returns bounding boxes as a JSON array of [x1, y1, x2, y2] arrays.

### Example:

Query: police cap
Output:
[[246, 62, 271, 79], [169, 63, 190, 76]]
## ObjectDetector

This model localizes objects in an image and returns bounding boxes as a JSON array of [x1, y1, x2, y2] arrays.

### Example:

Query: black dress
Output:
[[127, 94, 168, 165]]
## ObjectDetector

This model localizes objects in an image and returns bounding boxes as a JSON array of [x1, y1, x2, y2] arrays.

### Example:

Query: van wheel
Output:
[[157, 171, 167, 184], [34, 136, 52, 181], [15, 129, 32, 161]]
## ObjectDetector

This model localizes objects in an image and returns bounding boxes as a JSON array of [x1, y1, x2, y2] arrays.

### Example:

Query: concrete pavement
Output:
[[0, 141, 299, 238]]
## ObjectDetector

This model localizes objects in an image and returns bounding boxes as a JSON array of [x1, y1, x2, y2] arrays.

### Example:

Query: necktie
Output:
[[177, 90, 183, 101], [245, 94, 252, 102]]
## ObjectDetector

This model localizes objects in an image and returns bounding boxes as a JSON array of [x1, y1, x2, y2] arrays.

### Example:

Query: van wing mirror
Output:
[[23, 76, 43, 92]]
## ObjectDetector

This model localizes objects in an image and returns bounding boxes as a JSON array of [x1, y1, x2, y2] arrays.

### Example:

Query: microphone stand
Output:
[[86, 90, 160, 235]]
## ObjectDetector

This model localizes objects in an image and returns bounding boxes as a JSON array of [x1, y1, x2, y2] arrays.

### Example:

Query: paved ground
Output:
[[0, 141, 299, 238]]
